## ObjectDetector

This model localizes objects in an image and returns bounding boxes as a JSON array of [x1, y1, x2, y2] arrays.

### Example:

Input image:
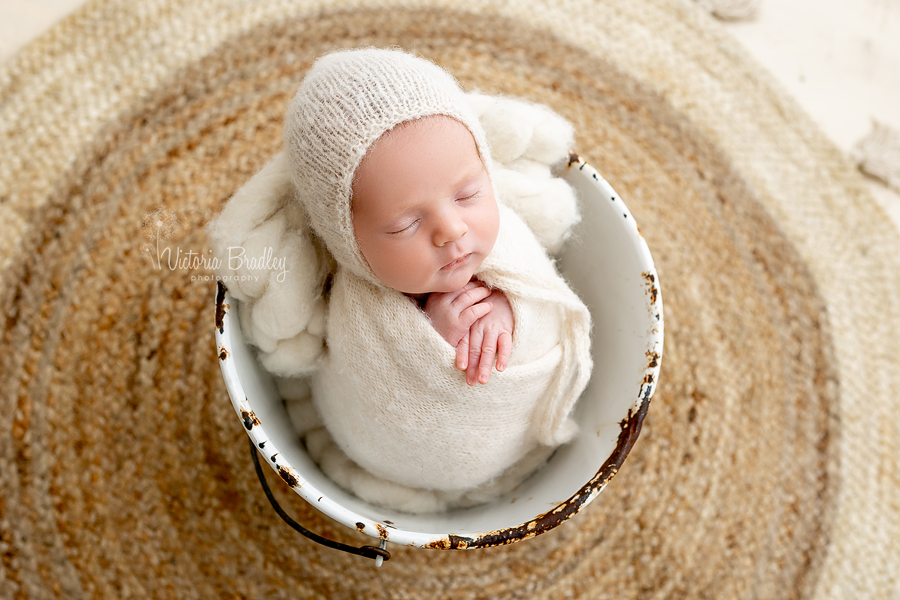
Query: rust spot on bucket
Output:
[[277, 465, 299, 487], [215, 281, 228, 333], [375, 524, 389, 539], [566, 151, 582, 167], [356, 522, 366, 533], [645, 350, 660, 369], [642, 271, 659, 305], [241, 409, 260, 430], [218, 348, 228, 361]]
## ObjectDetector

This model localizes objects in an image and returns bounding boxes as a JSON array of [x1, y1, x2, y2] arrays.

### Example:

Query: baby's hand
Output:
[[458, 289, 515, 385], [424, 280, 494, 348]]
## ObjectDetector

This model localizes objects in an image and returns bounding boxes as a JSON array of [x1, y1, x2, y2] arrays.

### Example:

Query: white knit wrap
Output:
[[284, 48, 493, 286], [313, 203, 592, 497]]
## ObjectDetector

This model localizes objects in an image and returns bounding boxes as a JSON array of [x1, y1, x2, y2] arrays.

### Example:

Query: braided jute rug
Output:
[[2, 0, 899, 597]]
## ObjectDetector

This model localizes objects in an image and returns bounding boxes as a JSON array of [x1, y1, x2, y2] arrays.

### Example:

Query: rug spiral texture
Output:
[[1, 0, 899, 598]]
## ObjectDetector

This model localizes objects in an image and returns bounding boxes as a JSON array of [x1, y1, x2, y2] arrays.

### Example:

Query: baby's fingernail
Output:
[[478, 374, 488, 384]]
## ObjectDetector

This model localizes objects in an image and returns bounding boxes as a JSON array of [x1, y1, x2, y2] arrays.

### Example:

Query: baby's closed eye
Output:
[[388, 218, 420, 235]]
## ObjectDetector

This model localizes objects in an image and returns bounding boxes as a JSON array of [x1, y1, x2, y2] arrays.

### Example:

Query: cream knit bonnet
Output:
[[284, 48, 494, 286]]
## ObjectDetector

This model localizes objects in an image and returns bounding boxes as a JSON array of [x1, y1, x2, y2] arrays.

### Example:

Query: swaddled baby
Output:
[[208, 48, 593, 513]]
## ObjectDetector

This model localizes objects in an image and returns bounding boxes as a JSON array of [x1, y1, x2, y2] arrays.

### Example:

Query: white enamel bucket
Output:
[[214, 155, 663, 560]]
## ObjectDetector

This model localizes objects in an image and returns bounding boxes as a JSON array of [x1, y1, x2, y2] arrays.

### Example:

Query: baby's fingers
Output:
[[459, 301, 492, 330], [475, 333, 499, 385], [496, 331, 512, 372], [466, 327, 485, 386], [456, 333, 470, 370], [454, 283, 492, 309]]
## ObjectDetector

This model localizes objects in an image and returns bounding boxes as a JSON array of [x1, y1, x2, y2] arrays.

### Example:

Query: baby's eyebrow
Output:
[[455, 164, 486, 188], [380, 200, 423, 230]]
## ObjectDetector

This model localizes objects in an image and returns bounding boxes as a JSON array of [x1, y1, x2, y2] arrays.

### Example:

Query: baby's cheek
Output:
[[482, 194, 501, 243], [380, 243, 439, 292]]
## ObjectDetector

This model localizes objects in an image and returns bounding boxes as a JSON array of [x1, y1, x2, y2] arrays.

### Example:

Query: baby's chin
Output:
[[396, 266, 480, 295], [433, 265, 482, 293]]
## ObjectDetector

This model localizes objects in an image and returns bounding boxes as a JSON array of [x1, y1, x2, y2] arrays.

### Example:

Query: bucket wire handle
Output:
[[248, 438, 391, 565]]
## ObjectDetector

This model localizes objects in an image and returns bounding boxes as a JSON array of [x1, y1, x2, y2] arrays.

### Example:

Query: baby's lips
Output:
[[441, 252, 471, 270]]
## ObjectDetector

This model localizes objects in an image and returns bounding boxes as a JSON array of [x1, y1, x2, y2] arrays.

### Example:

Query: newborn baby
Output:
[[208, 48, 593, 513]]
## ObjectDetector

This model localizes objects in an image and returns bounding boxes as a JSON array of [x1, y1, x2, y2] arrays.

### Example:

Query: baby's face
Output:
[[351, 116, 499, 295]]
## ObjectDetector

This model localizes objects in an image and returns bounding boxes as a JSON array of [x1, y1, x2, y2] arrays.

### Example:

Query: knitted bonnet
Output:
[[284, 48, 494, 285]]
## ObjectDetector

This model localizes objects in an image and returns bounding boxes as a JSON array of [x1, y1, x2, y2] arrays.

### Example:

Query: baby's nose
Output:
[[434, 214, 467, 246]]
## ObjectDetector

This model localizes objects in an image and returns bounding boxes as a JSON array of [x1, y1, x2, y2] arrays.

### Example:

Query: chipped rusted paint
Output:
[[278, 465, 299, 488], [642, 271, 659, 305], [567, 151, 581, 167], [646, 350, 660, 369], [218, 347, 228, 361], [215, 281, 228, 333], [356, 522, 366, 533], [241, 409, 261, 430], [375, 524, 389, 539], [424, 396, 652, 550]]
